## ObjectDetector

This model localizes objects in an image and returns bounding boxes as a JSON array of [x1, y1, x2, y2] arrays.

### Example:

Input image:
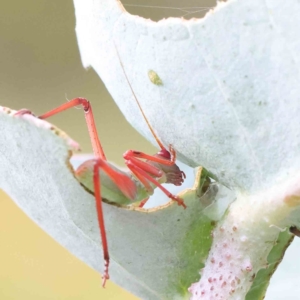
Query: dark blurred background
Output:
[[0, 1, 215, 299]]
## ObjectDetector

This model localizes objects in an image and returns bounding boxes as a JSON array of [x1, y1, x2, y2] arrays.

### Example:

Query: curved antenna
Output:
[[114, 44, 166, 151]]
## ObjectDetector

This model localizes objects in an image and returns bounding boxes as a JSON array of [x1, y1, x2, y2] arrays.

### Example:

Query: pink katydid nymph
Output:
[[14, 52, 187, 287]]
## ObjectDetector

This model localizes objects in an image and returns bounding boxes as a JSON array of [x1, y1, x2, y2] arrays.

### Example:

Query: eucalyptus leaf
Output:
[[0, 107, 230, 299], [73, 0, 300, 298], [74, 0, 300, 193], [246, 231, 293, 300]]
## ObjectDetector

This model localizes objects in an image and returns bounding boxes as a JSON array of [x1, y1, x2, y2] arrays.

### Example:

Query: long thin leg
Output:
[[124, 149, 186, 180], [38, 98, 111, 286], [39, 99, 186, 203], [124, 149, 175, 166], [126, 160, 187, 208], [18, 98, 186, 284], [125, 151, 186, 187], [39, 98, 106, 160], [15, 102, 111, 285], [125, 156, 164, 178], [93, 160, 109, 287]]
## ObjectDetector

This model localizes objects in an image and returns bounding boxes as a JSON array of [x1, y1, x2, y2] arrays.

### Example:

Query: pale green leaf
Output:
[[73, 0, 300, 299], [0, 107, 232, 299]]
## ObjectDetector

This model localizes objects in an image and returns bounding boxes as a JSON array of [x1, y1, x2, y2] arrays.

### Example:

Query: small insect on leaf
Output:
[[148, 70, 163, 86]]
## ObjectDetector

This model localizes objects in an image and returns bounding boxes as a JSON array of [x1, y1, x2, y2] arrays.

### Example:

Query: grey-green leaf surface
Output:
[[246, 231, 293, 300], [74, 0, 300, 194], [265, 238, 300, 299], [0, 107, 233, 299]]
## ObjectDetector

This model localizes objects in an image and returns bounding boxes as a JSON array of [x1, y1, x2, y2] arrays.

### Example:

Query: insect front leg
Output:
[[123, 150, 187, 208]]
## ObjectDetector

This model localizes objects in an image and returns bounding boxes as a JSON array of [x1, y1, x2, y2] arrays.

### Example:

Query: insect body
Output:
[[14, 42, 186, 288], [77, 148, 185, 206], [15, 97, 186, 287]]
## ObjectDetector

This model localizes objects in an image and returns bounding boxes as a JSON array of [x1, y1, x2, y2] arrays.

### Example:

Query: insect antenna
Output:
[[114, 45, 166, 151]]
